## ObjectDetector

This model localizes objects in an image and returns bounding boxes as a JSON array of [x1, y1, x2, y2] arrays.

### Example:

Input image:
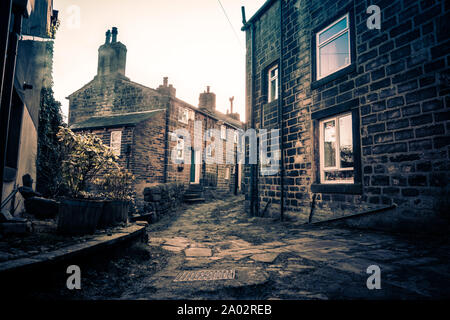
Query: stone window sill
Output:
[[311, 183, 362, 194], [311, 63, 356, 90]]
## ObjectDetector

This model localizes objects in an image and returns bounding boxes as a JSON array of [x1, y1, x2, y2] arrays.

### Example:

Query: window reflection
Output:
[[319, 32, 349, 78], [323, 120, 336, 168], [320, 113, 354, 184], [339, 114, 353, 168]]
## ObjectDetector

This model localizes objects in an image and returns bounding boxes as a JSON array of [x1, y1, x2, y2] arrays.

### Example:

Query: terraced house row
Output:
[[242, 0, 449, 229], [68, 29, 243, 209]]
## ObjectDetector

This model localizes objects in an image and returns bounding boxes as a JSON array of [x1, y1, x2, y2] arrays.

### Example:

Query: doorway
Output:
[[190, 148, 201, 184]]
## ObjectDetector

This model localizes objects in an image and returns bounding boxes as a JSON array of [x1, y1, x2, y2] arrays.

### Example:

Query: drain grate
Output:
[[174, 269, 236, 282]]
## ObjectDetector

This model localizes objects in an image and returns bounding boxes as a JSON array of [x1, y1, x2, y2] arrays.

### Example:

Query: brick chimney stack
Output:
[[97, 27, 127, 78], [227, 96, 240, 121], [199, 86, 216, 112], [157, 76, 176, 96]]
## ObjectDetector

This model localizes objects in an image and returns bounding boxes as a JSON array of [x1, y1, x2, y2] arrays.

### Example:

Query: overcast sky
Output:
[[52, 0, 266, 123]]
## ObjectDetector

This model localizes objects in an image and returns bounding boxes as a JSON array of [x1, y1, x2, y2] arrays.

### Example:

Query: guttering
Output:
[[278, 0, 285, 221]]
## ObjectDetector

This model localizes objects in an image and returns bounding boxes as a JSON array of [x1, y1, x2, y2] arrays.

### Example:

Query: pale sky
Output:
[[52, 0, 266, 123]]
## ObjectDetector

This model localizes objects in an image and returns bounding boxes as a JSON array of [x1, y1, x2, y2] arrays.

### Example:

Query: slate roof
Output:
[[70, 109, 165, 130], [170, 97, 243, 129], [202, 108, 242, 128]]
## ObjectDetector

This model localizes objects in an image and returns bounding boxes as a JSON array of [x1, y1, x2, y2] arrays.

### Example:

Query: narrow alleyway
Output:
[[117, 196, 450, 300], [14, 196, 449, 300]]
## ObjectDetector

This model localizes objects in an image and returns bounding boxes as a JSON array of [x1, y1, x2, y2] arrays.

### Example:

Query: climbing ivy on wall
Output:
[[33, 17, 64, 198], [36, 86, 64, 197]]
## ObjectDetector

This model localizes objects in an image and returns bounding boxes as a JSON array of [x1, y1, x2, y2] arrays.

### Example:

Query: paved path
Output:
[[121, 196, 450, 299]]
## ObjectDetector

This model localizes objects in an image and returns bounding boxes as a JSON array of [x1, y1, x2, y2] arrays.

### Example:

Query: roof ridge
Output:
[[89, 109, 165, 118]]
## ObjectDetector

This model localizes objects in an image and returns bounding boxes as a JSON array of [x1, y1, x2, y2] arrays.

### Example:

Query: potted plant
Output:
[[56, 127, 118, 235], [94, 165, 135, 228]]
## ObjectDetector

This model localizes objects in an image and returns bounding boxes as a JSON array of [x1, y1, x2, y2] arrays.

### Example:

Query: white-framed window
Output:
[[221, 125, 227, 140], [206, 144, 212, 157], [110, 130, 122, 156], [225, 167, 230, 180], [176, 137, 184, 160], [319, 112, 354, 184], [178, 107, 189, 124], [268, 65, 278, 102], [233, 130, 239, 144], [316, 13, 351, 80]]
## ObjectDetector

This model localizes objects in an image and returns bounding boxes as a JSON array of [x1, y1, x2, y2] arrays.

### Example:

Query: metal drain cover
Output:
[[174, 269, 236, 282]]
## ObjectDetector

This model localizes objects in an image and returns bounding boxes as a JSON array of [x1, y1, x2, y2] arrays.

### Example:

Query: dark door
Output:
[[190, 148, 195, 183]]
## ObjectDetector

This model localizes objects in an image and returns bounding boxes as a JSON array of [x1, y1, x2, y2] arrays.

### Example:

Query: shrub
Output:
[[56, 127, 118, 199]]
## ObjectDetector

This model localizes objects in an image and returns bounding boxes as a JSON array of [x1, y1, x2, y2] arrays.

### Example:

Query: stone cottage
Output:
[[67, 28, 243, 208], [242, 0, 449, 229]]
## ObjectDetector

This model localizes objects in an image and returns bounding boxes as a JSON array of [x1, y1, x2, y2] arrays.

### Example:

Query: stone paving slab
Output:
[[251, 253, 280, 263], [331, 258, 396, 275], [161, 245, 185, 253], [185, 247, 212, 257], [164, 237, 190, 248]]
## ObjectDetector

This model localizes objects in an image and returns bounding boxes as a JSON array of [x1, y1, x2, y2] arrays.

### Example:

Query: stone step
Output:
[[187, 184, 203, 190], [184, 193, 204, 199], [187, 188, 204, 193], [184, 198, 205, 203]]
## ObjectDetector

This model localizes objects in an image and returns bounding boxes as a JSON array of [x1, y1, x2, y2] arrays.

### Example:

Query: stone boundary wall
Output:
[[142, 183, 185, 222]]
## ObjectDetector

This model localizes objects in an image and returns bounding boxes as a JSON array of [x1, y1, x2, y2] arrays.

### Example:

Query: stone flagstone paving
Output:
[[119, 195, 450, 299]]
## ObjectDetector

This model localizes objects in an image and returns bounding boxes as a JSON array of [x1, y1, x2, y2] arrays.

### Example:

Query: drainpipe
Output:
[[234, 144, 238, 195], [250, 22, 259, 217], [0, 5, 24, 201], [0, 0, 12, 104], [278, 0, 285, 221], [163, 100, 170, 183], [242, 6, 259, 216]]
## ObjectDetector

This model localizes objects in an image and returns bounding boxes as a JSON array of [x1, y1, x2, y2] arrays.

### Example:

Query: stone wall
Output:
[[244, 0, 449, 226], [68, 76, 163, 125], [142, 183, 185, 223]]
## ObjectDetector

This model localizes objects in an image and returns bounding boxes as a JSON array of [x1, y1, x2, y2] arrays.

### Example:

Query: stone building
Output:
[[68, 29, 243, 208], [242, 0, 449, 229], [1, 0, 58, 214]]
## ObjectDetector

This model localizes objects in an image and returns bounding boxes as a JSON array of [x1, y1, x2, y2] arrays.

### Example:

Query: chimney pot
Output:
[[105, 30, 111, 44], [229, 96, 234, 114], [163, 77, 168, 87], [111, 27, 118, 42]]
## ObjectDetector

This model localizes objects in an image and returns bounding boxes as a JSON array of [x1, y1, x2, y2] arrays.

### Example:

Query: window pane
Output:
[[339, 114, 353, 168], [319, 31, 349, 78], [110, 131, 122, 156], [319, 16, 347, 44], [324, 170, 354, 182], [270, 79, 277, 101], [270, 68, 278, 79], [323, 120, 336, 168]]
